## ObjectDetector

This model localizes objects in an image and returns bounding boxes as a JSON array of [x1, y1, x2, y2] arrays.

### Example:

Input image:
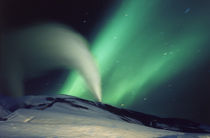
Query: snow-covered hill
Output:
[[0, 95, 209, 137]]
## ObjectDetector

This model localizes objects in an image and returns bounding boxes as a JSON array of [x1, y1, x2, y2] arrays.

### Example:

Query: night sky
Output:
[[1, 0, 210, 125]]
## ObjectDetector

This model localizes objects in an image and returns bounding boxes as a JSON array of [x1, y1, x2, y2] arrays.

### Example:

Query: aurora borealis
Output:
[[2, 0, 209, 125], [60, 0, 209, 109]]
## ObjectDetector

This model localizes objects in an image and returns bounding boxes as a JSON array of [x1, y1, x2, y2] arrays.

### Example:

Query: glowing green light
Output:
[[60, 0, 207, 108]]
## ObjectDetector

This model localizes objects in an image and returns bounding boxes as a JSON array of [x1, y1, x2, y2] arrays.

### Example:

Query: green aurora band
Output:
[[60, 0, 208, 107]]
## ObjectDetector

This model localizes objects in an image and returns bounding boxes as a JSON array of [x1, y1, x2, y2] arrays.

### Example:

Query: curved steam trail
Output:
[[0, 23, 102, 102]]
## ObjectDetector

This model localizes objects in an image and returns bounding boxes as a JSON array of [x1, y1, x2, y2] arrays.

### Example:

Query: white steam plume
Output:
[[0, 23, 102, 102]]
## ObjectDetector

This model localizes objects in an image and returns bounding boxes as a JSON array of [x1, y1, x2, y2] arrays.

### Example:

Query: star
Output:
[[82, 20, 87, 24]]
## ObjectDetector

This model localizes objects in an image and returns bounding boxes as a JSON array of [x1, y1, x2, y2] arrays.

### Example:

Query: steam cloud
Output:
[[0, 23, 102, 101]]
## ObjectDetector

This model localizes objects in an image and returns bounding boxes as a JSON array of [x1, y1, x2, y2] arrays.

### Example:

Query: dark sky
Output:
[[1, 0, 117, 40]]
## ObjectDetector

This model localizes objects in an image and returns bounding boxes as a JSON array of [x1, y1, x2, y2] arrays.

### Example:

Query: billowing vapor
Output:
[[0, 23, 102, 101]]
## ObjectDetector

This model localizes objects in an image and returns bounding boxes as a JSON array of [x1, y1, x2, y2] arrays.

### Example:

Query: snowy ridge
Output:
[[0, 95, 210, 137]]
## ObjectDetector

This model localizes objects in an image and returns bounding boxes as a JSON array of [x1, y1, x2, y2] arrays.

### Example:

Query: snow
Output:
[[0, 95, 209, 137]]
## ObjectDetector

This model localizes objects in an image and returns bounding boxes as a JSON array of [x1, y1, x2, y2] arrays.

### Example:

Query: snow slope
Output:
[[0, 95, 209, 137]]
